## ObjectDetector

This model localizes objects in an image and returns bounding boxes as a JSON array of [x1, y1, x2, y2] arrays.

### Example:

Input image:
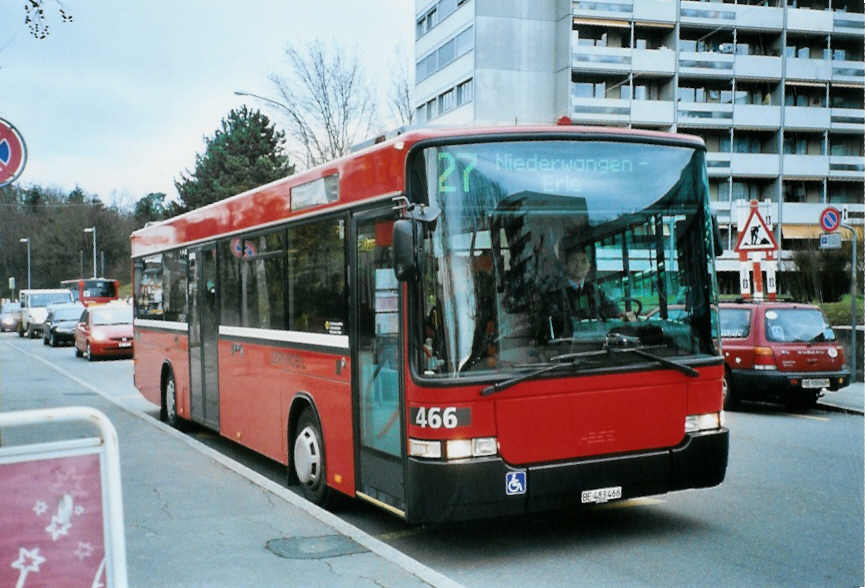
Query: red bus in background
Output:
[[61, 278, 120, 306], [130, 125, 728, 523]]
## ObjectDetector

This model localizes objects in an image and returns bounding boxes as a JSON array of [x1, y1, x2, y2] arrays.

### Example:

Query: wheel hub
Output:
[[294, 426, 321, 485], [165, 379, 176, 420]]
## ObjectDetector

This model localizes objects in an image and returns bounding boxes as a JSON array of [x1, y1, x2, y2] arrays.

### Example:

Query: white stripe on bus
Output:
[[217, 325, 349, 350]]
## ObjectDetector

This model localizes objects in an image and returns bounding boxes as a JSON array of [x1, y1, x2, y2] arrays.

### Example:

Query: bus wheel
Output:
[[722, 368, 739, 411], [293, 409, 331, 506], [162, 372, 182, 429]]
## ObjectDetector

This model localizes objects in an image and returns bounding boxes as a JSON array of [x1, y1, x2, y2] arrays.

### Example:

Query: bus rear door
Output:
[[188, 245, 220, 429]]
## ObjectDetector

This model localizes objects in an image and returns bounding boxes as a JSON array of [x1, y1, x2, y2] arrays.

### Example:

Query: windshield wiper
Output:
[[611, 347, 699, 377], [480, 349, 605, 396]]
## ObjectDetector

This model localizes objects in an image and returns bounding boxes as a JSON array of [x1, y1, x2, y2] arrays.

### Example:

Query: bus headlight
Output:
[[408, 439, 441, 459], [410, 437, 499, 460], [685, 412, 723, 433]]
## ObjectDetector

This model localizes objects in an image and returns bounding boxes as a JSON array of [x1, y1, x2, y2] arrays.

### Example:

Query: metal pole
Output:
[[80, 250, 84, 279], [26, 241, 30, 289], [92, 227, 97, 279], [841, 222, 857, 382], [101, 250, 104, 278]]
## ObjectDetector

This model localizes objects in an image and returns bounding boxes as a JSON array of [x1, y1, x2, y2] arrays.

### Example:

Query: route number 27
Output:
[[438, 152, 477, 194], [414, 406, 458, 429]]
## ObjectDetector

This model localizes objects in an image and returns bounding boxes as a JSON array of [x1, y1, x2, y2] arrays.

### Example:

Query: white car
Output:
[[18, 289, 75, 338]]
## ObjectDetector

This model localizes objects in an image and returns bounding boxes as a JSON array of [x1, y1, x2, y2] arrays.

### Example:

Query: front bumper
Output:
[[730, 369, 850, 395], [90, 340, 134, 357], [405, 428, 728, 524]]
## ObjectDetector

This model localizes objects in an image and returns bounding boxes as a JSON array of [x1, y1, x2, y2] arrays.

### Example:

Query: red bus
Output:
[[131, 126, 728, 523], [61, 278, 120, 306]]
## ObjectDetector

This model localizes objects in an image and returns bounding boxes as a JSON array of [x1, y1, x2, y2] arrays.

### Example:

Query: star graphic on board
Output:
[[45, 514, 71, 541], [32, 501, 48, 517], [51, 466, 88, 498], [11, 546, 46, 577], [74, 542, 95, 560]]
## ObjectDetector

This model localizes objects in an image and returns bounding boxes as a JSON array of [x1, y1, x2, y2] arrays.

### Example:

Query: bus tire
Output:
[[161, 370, 183, 430], [722, 367, 739, 411], [293, 408, 332, 507]]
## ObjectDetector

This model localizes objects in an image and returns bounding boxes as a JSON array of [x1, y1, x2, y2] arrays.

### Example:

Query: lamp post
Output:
[[18, 238, 30, 290], [233, 90, 288, 111], [84, 227, 96, 278]]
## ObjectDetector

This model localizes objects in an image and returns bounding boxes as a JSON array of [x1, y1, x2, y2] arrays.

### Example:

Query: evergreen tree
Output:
[[174, 107, 294, 213]]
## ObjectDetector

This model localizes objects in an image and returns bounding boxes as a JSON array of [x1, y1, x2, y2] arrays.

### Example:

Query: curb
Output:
[[817, 400, 864, 416]]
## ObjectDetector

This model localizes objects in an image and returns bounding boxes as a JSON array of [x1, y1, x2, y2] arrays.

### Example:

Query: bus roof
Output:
[[131, 125, 705, 258]]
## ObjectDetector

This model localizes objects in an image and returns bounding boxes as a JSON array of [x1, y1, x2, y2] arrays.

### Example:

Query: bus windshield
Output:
[[83, 280, 117, 298], [413, 139, 719, 378]]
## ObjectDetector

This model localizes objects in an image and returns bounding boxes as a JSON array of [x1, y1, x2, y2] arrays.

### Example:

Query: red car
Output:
[[720, 301, 850, 409], [74, 304, 134, 361]]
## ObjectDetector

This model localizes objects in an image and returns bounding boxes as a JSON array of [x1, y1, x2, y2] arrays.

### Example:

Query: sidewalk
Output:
[[0, 344, 459, 587], [818, 382, 864, 415]]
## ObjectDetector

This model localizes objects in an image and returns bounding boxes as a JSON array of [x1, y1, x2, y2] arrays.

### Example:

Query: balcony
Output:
[[706, 152, 731, 178], [680, 1, 736, 28], [734, 55, 782, 80], [631, 100, 675, 126], [677, 102, 734, 128], [571, 46, 631, 75], [829, 156, 865, 180], [731, 153, 780, 178], [785, 58, 832, 82], [572, 0, 632, 22], [734, 4, 783, 31], [787, 8, 833, 34], [678, 51, 735, 79], [833, 11, 865, 36], [632, 0, 675, 24], [783, 203, 865, 225], [832, 59, 865, 85], [734, 104, 781, 130], [830, 108, 865, 133], [783, 154, 829, 179], [632, 48, 675, 75], [570, 96, 630, 125], [785, 106, 831, 131]]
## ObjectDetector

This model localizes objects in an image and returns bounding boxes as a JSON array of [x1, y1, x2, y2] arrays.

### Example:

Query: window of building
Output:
[[438, 88, 456, 114], [416, 26, 473, 83], [457, 78, 473, 105]]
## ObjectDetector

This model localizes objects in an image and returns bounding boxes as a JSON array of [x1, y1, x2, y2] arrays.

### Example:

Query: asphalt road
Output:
[[2, 332, 863, 587]]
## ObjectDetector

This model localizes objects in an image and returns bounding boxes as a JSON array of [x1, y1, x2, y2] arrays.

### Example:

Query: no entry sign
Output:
[[0, 117, 27, 188]]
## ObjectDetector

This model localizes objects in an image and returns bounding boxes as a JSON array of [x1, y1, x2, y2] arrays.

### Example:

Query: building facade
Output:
[[414, 0, 864, 293]]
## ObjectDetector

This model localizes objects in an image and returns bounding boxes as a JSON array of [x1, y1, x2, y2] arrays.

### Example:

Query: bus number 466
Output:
[[413, 407, 458, 429]]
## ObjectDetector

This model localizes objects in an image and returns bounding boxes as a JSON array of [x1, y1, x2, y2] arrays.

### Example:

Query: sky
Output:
[[0, 1, 414, 206]]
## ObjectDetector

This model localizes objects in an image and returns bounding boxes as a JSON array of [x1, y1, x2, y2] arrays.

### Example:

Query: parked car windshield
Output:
[[764, 308, 835, 343], [91, 307, 132, 326], [30, 293, 73, 307], [53, 307, 83, 321], [1, 302, 20, 312], [720, 308, 751, 338]]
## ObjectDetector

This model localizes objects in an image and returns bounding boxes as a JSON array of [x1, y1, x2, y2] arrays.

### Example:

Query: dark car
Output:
[[720, 301, 850, 409], [43, 302, 85, 347], [1, 301, 21, 332]]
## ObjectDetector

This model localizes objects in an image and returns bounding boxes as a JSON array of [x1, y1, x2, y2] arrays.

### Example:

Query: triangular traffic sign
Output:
[[734, 201, 778, 253]]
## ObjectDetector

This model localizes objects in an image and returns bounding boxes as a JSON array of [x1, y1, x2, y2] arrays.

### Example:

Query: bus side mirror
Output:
[[711, 213, 724, 258], [393, 219, 418, 281]]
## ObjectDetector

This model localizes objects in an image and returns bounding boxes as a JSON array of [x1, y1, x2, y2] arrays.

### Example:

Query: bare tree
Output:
[[24, 0, 73, 40], [388, 45, 414, 128], [267, 41, 377, 169]]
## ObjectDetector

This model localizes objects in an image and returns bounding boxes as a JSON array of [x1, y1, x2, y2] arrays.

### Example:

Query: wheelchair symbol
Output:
[[505, 471, 526, 495]]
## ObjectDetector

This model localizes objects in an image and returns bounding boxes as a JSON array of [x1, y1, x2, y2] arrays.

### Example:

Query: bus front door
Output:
[[187, 245, 220, 429], [353, 211, 406, 515]]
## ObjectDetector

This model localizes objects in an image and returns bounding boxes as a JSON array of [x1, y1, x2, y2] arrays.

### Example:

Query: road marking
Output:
[[1, 340, 463, 588], [783, 413, 830, 422], [376, 528, 430, 541]]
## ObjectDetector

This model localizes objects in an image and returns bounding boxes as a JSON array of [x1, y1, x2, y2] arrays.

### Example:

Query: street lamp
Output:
[[84, 227, 96, 278], [19, 238, 30, 290], [233, 90, 288, 111]]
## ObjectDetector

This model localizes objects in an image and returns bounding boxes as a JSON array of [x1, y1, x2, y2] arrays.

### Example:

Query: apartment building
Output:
[[413, 0, 864, 292]]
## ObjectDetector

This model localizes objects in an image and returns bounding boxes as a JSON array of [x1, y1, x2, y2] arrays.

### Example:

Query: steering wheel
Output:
[[618, 297, 643, 316]]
